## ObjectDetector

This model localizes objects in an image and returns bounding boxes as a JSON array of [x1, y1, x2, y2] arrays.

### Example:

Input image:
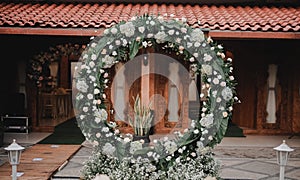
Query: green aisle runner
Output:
[[39, 117, 244, 145], [38, 118, 85, 144]]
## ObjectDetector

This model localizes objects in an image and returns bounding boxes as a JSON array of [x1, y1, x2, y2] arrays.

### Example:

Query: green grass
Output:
[[38, 118, 85, 144]]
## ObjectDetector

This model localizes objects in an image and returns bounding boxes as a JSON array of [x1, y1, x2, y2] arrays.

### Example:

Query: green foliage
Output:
[[128, 95, 154, 136]]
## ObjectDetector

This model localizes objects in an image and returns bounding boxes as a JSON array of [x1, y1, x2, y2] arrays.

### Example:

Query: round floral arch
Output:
[[74, 14, 238, 179]]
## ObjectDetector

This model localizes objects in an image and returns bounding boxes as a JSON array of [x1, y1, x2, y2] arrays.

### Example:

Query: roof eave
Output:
[[209, 30, 300, 40], [1, 27, 300, 40], [0, 27, 105, 37]]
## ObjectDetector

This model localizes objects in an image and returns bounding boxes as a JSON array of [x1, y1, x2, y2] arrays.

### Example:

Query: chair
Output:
[[39, 93, 58, 119]]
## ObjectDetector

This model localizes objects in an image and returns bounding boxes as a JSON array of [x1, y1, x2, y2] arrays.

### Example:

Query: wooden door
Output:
[[110, 48, 191, 135]]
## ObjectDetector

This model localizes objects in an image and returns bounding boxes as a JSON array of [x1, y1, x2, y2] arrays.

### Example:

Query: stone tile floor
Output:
[[1, 133, 300, 180]]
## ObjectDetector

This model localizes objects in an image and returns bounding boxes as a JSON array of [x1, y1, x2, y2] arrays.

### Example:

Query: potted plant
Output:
[[128, 95, 153, 143]]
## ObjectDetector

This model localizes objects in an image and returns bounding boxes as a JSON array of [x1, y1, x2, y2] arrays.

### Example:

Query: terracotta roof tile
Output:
[[0, 2, 299, 32]]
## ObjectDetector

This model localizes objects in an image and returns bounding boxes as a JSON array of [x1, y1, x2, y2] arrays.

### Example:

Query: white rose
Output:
[[76, 79, 88, 93], [83, 107, 88, 112], [130, 141, 143, 154], [147, 151, 153, 157], [102, 55, 115, 68], [138, 26, 145, 33], [89, 61, 95, 68], [154, 31, 167, 43], [94, 109, 108, 121], [87, 94, 93, 99], [91, 42, 97, 47], [194, 42, 201, 47], [190, 28, 204, 42], [122, 39, 128, 46], [103, 73, 108, 78], [91, 54, 97, 61], [124, 137, 131, 143], [102, 143, 116, 156], [168, 30, 174, 35], [89, 75, 96, 82], [101, 49, 107, 54], [213, 78, 219, 85], [187, 42, 193, 48], [166, 156, 172, 161], [136, 36, 141, 42], [203, 53, 212, 62], [95, 117, 101, 123], [178, 46, 184, 51], [83, 54, 88, 59], [115, 40, 121, 46], [200, 113, 214, 127], [175, 38, 181, 43], [223, 111, 228, 118], [103, 29, 109, 35], [220, 81, 226, 87], [111, 27, 118, 34], [222, 87, 233, 101], [119, 22, 135, 37], [150, 20, 155, 25], [189, 57, 195, 62], [164, 140, 177, 154], [142, 41, 148, 48], [96, 133, 101, 138], [158, 15, 164, 22]]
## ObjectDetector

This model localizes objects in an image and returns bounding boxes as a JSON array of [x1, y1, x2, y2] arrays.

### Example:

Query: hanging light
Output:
[[273, 140, 294, 180], [4, 139, 24, 180]]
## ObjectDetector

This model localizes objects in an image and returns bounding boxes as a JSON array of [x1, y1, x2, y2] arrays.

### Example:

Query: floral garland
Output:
[[26, 43, 86, 87], [74, 14, 238, 179]]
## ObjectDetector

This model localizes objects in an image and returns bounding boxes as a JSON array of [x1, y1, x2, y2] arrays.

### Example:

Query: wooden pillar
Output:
[[292, 64, 300, 133], [59, 55, 69, 89], [25, 77, 38, 130]]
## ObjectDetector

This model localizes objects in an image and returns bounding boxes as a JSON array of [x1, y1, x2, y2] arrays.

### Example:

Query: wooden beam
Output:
[[209, 30, 300, 39], [0, 27, 104, 36], [1, 27, 300, 39]]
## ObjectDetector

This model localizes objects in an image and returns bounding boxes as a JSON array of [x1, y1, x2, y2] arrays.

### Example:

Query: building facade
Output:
[[0, 1, 299, 135]]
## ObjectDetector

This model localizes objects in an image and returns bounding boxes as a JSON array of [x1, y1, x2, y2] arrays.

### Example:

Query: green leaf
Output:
[[115, 141, 126, 160], [216, 118, 229, 143], [129, 40, 140, 60]]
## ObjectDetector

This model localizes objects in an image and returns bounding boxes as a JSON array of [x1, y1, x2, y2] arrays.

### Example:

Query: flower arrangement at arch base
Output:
[[74, 14, 239, 180]]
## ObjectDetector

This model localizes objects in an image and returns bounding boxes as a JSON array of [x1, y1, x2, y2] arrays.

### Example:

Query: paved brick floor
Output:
[[1, 133, 299, 180]]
